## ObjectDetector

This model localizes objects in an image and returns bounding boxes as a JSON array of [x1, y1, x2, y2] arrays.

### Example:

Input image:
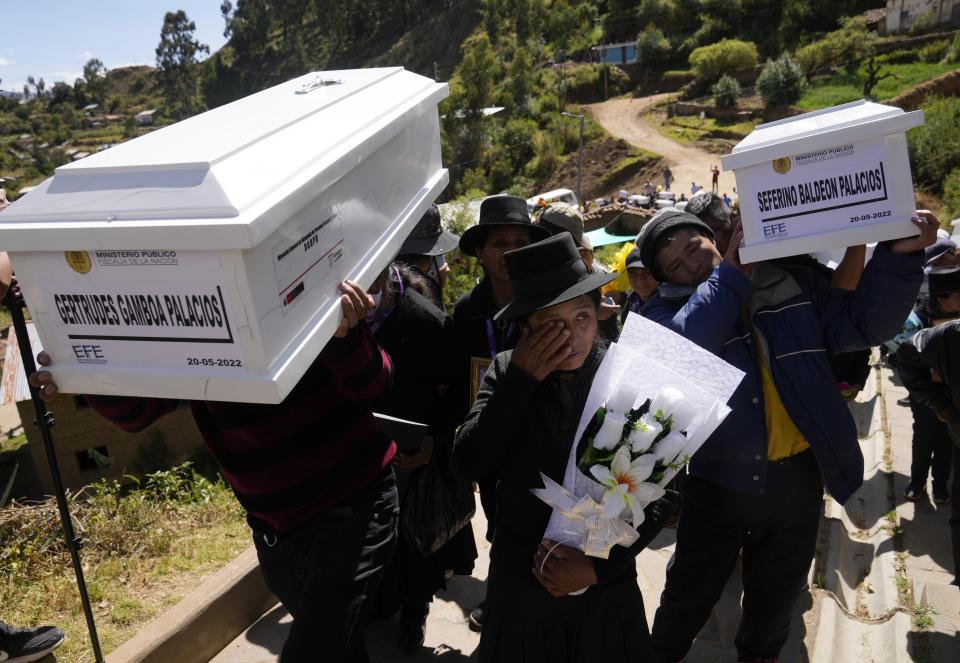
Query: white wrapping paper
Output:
[[541, 313, 745, 548]]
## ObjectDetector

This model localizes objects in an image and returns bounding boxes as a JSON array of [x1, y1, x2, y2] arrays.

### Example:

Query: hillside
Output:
[[0, 66, 163, 197], [6, 0, 956, 210]]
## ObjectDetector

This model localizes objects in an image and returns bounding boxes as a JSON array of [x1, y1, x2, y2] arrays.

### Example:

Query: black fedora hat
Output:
[[459, 195, 551, 257], [398, 204, 460, 256], [495, 233, 617, 320]]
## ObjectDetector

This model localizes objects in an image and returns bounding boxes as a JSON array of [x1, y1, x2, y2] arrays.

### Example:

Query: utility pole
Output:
[[561, 111, 585, 205]]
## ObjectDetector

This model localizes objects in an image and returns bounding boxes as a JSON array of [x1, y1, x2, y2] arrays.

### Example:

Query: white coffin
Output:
[[720, 100, 923, 263], [0, 68, 448, 404]]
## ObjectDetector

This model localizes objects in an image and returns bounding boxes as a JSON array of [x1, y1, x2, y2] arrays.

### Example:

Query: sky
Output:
[[0, 1, 229, 93]]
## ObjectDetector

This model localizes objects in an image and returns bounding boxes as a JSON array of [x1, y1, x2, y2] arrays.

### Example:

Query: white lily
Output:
[[650, 386, 698, 432], [652, 431, 687, 466], [628, 415, 663, 453], [593, 411, 628, 450], [589, 446, 666, 527], [606, 381, 637, 414]]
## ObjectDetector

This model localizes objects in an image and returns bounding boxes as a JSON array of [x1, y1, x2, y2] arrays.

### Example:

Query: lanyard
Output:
[[485, 317, 516, 359]]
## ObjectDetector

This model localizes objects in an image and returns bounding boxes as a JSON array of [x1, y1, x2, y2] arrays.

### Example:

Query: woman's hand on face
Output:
[[532, 539, 598, 597], [392, 435, 434, 470], [27, 351, 58, 403], [510, 321, 573, 381]]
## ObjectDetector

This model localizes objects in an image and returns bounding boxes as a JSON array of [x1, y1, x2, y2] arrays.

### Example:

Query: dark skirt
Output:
[[479, 561, 653, 663]]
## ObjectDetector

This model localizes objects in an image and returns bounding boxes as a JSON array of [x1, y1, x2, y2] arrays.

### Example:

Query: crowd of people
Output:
[[1, 174, 956, 663]]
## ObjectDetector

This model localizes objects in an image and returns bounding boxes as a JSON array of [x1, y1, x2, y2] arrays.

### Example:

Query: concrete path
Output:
[[883, 366, 960, 661], [586, 96, 738, 199], [212, 506, 815, 662]]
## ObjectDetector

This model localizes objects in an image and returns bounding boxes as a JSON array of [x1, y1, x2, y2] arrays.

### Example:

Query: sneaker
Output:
[[468, 601, 485, 632], [904, 483, 927, 501], [0, 622, 65, 663], [932, 482, 951, 505]]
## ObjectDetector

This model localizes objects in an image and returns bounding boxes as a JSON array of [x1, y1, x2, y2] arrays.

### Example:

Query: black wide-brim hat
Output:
[[459, 195, 551, 257], [398, 204, 460, 256], [929, 267, 960, 297], [495, 233, 617, 320]]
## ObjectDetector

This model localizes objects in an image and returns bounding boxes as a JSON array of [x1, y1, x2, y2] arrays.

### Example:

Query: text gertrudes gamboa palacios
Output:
[[47, 282, 235, 344]]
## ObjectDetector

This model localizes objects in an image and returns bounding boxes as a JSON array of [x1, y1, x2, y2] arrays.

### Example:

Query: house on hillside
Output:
[[885, 0, 960, 33], [592, 41, 637, 65], [0, 323, 207, 498], [135, 109, 157, 126], [83, 113, 123, 129], [82, 103, 99, 115]]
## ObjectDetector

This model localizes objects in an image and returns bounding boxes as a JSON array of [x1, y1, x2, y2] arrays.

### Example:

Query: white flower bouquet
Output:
[[576, 385, 698, 528], [532, 313, 745, 562]]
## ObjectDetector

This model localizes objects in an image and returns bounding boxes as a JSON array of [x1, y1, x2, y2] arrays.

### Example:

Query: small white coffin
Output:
[[0, 68, 448, 403], [720, 100, 924, 263]]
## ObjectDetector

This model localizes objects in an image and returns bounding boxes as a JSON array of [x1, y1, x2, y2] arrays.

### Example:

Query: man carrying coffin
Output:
[[29, 282, 396, 663], [636, 207, 937, 662]]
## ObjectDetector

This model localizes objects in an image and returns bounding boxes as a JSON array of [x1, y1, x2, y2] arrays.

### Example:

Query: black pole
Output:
[[3, 288, 104, 663]]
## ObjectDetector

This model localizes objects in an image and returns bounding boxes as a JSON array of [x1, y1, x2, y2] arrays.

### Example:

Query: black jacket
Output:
[[897, 319, 960, 446], [454, 347, 672, 588]]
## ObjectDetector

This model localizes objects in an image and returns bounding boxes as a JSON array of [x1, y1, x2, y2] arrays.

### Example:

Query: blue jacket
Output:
[[642, 245, 923, 504]]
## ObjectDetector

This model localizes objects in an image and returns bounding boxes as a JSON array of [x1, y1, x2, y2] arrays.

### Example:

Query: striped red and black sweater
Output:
[[86, 323, 395, 534]]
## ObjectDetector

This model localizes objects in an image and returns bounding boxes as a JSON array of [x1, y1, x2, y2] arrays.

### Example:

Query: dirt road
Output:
[[587, 96, 738, 200]]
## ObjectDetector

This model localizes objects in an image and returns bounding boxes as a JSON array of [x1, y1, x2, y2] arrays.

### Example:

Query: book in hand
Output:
[[373, 412, 428, 454]]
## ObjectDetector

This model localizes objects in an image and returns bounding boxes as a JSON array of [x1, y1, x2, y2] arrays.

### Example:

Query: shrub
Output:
[[688, 39, 758, 83], [942, 33, 960, 64], [756, 55, 807, 107], [919, 39, 950, 63], [908, 96, 960, 195], [712, 75, 742, 108], [794, 17, 876, 75], [944, 168, 960, 219]]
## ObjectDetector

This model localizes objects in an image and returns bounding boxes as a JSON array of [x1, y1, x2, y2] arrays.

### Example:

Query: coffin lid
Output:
[[0, 68, 448, 250], [721, 100, 924, 171]]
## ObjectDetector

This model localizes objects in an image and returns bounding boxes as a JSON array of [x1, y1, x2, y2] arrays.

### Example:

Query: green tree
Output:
[[459, 33, 499, 113], [862, 56, 894, 100], [49, 81, 75, 108], [155, 10, 209, 119], [688, 39, 758, 83], [636, 23, 671, 70], [944, 168, 960, 218], [607, 0, 642, 42], [508, 47, 533, 111], [712, 74, 741, 108], [756, 55, 806, 107], [82, 58, 107, 103], [220, 0, 234, 37], [794, 17, 876, 75], [908, 96, 960, 195]]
